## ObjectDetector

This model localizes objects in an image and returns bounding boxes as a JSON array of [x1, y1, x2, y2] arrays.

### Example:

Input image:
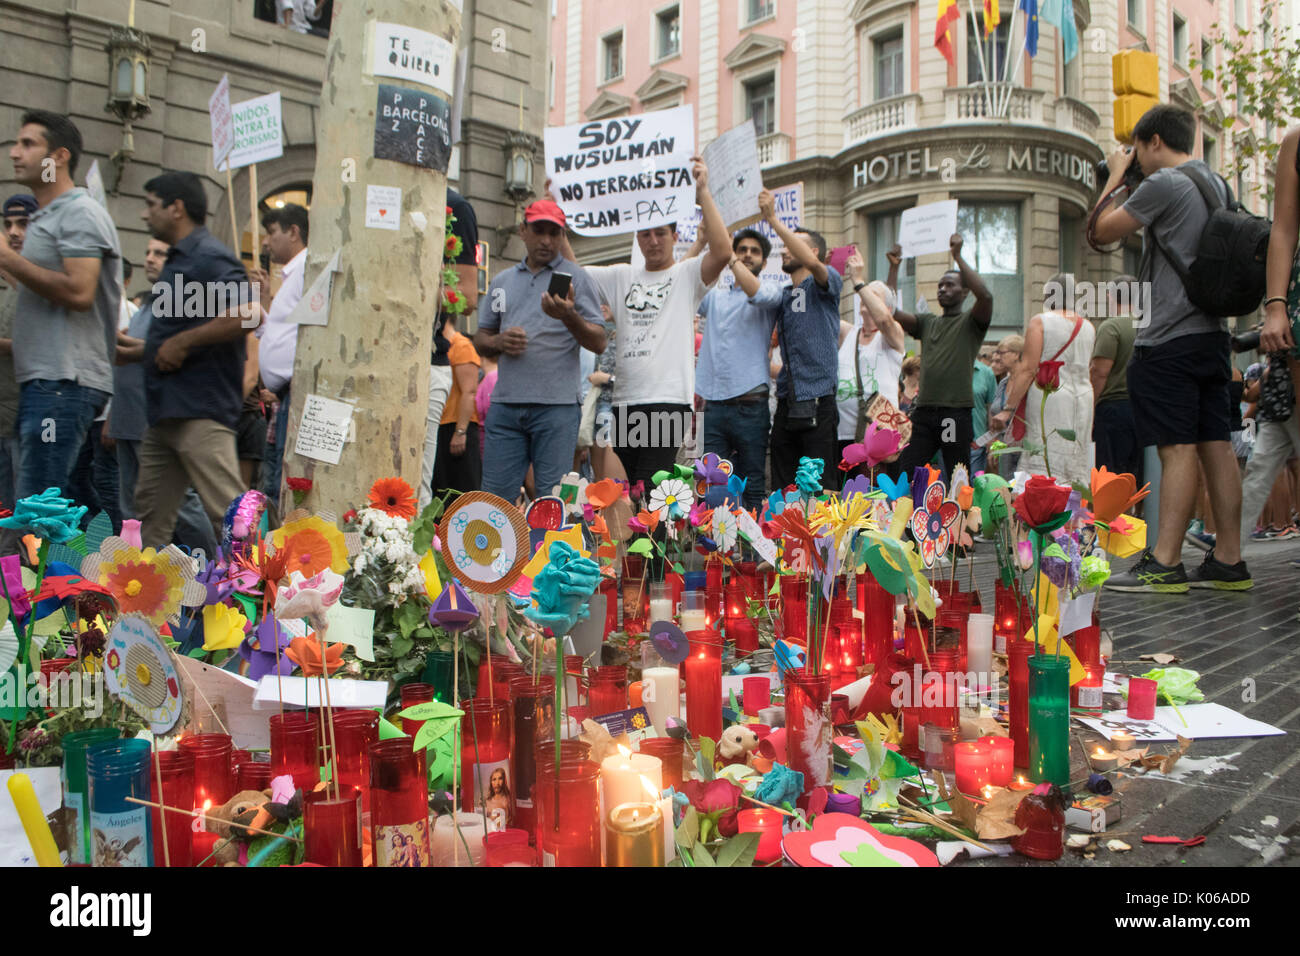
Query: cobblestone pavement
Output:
[[959, 538, 1300, 867]]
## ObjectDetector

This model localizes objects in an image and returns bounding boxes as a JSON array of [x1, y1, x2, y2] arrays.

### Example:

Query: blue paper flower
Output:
[[725, 473, 748, 503], [524, 540, 601, 635], [0, 488, 86, 543], [754, 762, 803, 809], [762, 489, 801, 522], [795, 457, 824, 499], [876, 472, 910, 502]]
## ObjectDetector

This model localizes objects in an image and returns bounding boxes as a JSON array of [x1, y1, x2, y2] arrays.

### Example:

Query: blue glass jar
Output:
[[86, 739, 153, 867]]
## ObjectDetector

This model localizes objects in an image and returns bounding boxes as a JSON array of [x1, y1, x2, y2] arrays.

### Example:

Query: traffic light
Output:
[[1112, 50, 1159, 141]]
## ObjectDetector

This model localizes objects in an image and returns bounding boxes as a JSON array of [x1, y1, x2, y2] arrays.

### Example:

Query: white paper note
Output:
[[898, 200, 959, 259], [287, 250, 341, 326], [175, 655, 265, 749], [365, 184, 401, 231], [701, 121, 762, 229], [1077, 702, 1286, 743], [294, 394, 355, 465]]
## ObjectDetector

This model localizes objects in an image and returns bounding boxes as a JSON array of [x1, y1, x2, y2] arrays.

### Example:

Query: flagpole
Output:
[[966, 0, 995, 118], [1001, 10, 1034, 119], [997, 1, 1022, 118]]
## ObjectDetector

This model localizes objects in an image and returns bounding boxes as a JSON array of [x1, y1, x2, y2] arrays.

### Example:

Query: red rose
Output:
[[446, 290, 460, 304], [343, 509, 358, 524], [286, 477, 313, 492], [445, 205, 453, 215], [1035, 360, 1064, 393], [1014, 474, 1073, 530]]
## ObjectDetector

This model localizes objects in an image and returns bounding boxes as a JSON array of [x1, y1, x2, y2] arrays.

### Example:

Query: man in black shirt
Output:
[[133, 171, 261, 547]]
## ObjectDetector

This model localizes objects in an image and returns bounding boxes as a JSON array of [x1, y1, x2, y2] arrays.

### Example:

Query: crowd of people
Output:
[[5, 103, 1300, 598]]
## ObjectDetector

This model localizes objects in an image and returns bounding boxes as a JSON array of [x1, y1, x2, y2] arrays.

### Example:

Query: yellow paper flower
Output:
[[270, 515, 350, 577], [96, 546, 188, 628], [202, 602, 250, 652]]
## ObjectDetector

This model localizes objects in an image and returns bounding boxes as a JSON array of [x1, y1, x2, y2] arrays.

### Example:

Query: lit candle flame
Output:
[[639, 774, 658, 799], [616, 744, 631, 760]]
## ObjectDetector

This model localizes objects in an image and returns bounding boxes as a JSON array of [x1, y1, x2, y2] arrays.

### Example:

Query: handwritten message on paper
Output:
[[209, 74, 234, 169], [294, 394, 355, 465], [545, 105, 696, 236], [898, 200, 959, 259], [701, 121, 762, 229], [370, 22, 455, 96]]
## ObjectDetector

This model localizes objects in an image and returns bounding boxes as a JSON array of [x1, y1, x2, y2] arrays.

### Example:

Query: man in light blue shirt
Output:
[[696, 229, 780, 511]]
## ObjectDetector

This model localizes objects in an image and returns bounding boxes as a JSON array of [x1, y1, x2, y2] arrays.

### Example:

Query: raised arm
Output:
[[885, 243, 902, 292], [693, 156, 733, 287], [950, 233, 993, 330], [990, 314, 1043, 432], [1263, 129, 1300, 353], [759, 189, 828, 288], [1089, 144, 1145, 246]]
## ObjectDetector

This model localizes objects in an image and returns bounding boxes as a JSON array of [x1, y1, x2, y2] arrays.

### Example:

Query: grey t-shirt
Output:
[[12, 188, 120, 392], [1121, 160, 1227, 348], [106, 298, 152, 442]]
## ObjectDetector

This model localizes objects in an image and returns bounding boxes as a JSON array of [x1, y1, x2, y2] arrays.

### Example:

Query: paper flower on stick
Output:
[[285, 635, 345, 676], [82, 537, 204, 628], [428, 579, 480, 632], [270, 515, 350, 578], [202, 601, 250, 652], [765, 509, 825, 572], [239, 616, 294, 681], [909, 481, 959, 568], [1089, 467, 1151, 525], [1097, 515, 1146, 558], [649, 478, 693, 521], [1014, 475, 1073, 534], [586, 478, 622, 511], [876, 472, 910, 502], [710, 508, 739, 553], [276, 568, 345, 628], [524, 540, 601, 634], [0, 488, 86, 542], [795, 457, 824, 499]]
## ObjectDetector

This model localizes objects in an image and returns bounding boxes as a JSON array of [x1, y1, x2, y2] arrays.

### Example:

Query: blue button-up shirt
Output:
[[775, 267, 843, 401], [695, 280, 781, 401]]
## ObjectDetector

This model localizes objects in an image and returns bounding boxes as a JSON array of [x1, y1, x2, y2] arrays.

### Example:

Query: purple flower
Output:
[[238, 615, 295, 682]]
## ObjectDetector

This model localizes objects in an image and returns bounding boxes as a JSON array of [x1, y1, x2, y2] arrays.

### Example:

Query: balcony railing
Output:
[[844, 94, 922, 147], [944, 83, 1044, 124], [756, 132, 790, 167], [1054, 96, 1101, 140]]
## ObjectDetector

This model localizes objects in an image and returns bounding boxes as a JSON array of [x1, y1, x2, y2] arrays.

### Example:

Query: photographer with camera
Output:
[[1090, 105, 1250, 593]]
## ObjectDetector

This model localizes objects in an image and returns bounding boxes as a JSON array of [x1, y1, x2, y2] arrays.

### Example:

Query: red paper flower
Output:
[[342, 509, 358, 524], [1035, 360, 1065, 393], [681, 778, 741, 837], [1014, 475, 1073, 532], [286, 477, 313, 492], [909, 480, 960, 567]]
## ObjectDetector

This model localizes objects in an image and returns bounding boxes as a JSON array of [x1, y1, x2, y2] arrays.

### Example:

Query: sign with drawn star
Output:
[[438, 492, 531, 593]]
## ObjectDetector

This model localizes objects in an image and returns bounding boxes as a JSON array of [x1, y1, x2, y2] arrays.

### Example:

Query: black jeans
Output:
[[770, 395, 839, 492], [703, 399, 770, 511], [612, 403, 694, 492], [1094, 398, 1142, 481], [896, 405, 973, 478]]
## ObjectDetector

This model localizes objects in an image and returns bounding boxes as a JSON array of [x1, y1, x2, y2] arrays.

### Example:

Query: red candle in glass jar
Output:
[[1127, 676, 1158, 720], [785, 671, 832, 791], [509, 674, 555, 837], [1008, 639, 1035, 768], [533, 739, 601, 866], [684, 631, 723, 743], [269, 712, 320, 793], [460, 698, 514, 830], [1071, 661, 1105, 716], [743, 676, 771, 716], [779, 574, 809, 643], [330, 709, 379, 812], [1072, 625, 1101, 667], [586, 664, 627, 716], [859, 573, 894, 666], [979, 735, 1015, 788], [177, 733, 234, 810], [151, 750, 194, 867], [484, 828, 537, 866], [399, 683, 436, 737], [599, 577, 618, 637], [954, 741, 993, 794], [236, 761, 273, 793], [705, 560, 725, 625], [368, 738, 430, 866], [728, 616, 760, 657], [303, 787, 363, 866], [636, 736, 685, 791], [737, 808, 783, 865]]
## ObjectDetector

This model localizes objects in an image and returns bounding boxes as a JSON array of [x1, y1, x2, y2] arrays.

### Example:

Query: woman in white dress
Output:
[[837, 255, 905, 468], [991, 275, 1096, 486]]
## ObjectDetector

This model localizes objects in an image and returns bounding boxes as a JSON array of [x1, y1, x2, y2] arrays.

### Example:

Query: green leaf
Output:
[[1054, 428, 1076, 441], [395, 601, 426, 640], [675, 804, 698, 851], [626, 538, 653, 556], [691, 842, 716, 867], [412, 715, 462, 751], [390, 635, 414, 658], [716, 831, 760, 868], [699, 735, 715, 767], [399, 700, 463, 723], [186, 648, 208, 659], [672, 563, 686, 575]]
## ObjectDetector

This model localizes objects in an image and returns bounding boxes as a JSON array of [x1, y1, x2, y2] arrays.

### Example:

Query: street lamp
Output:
[[504, 131, 535, 202], [104, 25, 152, 194]]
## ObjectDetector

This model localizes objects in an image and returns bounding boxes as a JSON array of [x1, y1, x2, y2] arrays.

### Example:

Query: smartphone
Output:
[[547, 271, 572, 299]]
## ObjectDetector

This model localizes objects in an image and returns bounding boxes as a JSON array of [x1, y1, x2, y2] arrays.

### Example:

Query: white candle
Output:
[[649, 598, 675, 623], [600, 750, 662, 811], [641, 665, 680, 735], [430, 812, 486, 866], [679, 609, 707, 632], [967, 613, 994, 687], [659, 794, 676, 863]]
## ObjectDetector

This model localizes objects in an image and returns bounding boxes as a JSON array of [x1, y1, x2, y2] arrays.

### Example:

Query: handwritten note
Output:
[[701, 121, 762, 229], [365, 184, 401, 231], [294, 394, 355, 465], [288, 249, 340, 326], [898, 199, 958, 259], [735, 509, 778, 567]]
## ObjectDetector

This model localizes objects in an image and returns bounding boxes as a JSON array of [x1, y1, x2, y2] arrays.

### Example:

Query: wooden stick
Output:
[[226, 165, 239, 254], [151, 745, 171, 868], [896, 794, 993, 852], [124, 797, 301, 843], [739, 793, 797, 817], [177, 649, 232, 737], [248, 163, 260, 262]]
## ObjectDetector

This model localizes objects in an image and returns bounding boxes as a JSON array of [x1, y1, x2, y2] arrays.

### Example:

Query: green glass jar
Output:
[[1027, 654, 1071, 787], [421, 649, 456, 702]]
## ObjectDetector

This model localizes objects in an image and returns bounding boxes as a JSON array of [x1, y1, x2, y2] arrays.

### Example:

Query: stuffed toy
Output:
[[207, 787, 306, 867], [207, 789, 272, 866], [717, 725, 759, 767]]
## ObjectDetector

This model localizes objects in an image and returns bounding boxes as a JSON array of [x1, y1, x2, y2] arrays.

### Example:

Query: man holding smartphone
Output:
[[475, 199, 606, 502]]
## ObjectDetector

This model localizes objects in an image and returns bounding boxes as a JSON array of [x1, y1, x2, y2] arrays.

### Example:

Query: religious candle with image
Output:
[[461, 698, 514, 831]]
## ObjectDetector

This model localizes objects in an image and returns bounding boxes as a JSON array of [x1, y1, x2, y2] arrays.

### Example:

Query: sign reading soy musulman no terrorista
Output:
[[373, 84, 452, 172]]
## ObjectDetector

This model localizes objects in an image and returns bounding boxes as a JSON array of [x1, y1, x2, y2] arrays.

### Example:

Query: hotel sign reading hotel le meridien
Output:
[[850, 142, 1097, 191]]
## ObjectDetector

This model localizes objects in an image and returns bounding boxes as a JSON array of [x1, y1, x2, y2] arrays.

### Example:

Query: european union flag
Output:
[[1019, 0, 1039, 57]]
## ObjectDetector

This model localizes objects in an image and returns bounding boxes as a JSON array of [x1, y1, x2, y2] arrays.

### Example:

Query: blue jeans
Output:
[[970, 447, 988, 476], [703, 400, 769, 512], [16, 380, 110, 500], [261, 394, 290, 502], [481, 402, 579, 502]]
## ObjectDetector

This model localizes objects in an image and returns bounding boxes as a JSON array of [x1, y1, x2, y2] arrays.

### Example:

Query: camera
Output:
[[1096, 147, 1145, 193]]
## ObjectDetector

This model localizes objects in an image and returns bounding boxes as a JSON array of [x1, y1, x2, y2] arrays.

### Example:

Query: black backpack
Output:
[[1146, 165, 1271, 318]]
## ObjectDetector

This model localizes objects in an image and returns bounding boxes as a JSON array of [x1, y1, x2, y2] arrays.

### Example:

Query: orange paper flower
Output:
[[635, 509, 660, 533], [271, 516, 350, 578], [368, 477, 418, 520], [586, 478, 622, 510], [1089, 467, 1150, 525], [957, 486, 974, 511], [285, 635, 346, 676]]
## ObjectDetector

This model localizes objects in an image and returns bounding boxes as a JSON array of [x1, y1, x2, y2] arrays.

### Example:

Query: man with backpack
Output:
[[1091, 105, 1252, 593]]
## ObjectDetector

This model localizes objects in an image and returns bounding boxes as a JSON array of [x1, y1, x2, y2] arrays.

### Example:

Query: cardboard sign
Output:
[[294, 393, 355, 464], [209, 74, 234, 169], [84, 161, 107, 209], [373, 84, 452, 172], [865, 394, 912, 445], [701, 120, 762, 229], [898, 199, 958, 259], [545, 105, 696, 236], [222, 92, 284, 171], [370, 21, 455, 96]]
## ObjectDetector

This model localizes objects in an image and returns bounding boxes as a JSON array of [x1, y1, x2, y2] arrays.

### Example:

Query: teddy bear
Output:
[[206, 789, 272, 866], [717, 725, 760, 767], [207, 786, 306, 867]]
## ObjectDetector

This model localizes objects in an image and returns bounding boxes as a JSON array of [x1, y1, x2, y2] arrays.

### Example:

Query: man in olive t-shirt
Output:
[[891, 233, 994, 477], [1090, 279, 1140, 478]]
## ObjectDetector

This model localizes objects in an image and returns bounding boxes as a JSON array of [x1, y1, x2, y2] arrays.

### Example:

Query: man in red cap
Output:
[[474, 198, 606, 502]]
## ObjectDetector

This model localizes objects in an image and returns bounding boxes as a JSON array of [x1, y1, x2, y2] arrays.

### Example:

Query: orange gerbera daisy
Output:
[[368, 476, 417, 520], [270, 516, 350, 578]]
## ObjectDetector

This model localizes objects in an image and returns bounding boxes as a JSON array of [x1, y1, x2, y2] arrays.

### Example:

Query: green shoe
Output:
[[1104, 550, 1189, 594], [1187, 549, 1253, 591]]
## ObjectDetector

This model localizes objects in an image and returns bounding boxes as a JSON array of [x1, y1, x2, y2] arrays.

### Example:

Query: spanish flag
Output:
[[984, 0, 1001, 33], [935, 0, 961, 64]]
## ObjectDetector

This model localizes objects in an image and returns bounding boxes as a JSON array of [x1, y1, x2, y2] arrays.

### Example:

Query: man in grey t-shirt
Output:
[[1089, 104, 1249, 595], [0, 111, 119, 501]]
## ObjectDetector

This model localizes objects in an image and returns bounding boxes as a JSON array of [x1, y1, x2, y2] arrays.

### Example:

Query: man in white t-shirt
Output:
[[560, 156, 732, 490]]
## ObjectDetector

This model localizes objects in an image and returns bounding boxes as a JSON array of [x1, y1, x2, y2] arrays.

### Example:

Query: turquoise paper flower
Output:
[[524, 540, 602, 634], [795, 457, 824, 499], [0, 488, 86, 543]]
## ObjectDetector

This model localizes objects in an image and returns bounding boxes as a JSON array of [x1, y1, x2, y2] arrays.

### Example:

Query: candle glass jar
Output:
[[636, 737, 685, 791], [460, 697, 514, 829], [742, 675, 771, 716], [966, 613, 994, 688], [779, 574, 809, 643], [1008, 639, 1035, 769], [510, 674, 554, 836], [622, 555, 650, 634], [483, 828, 537, 866], [399, 682, 436, 737], [1011, 784, 1066, 860], [859, 573, 895, 666], [648, 580, 675, 624], [1028, 654, 1072, 787], [1071, 624, 1101, 667], [860, 652, 911, 723], [431, 812, 488, 866], [270, 712, 320, 793], [1127, 676, 1158, 721], [86, 740, 153, 867], [684, 632, 724, 743], [1071, 661, 1105, 716], [368, 739, 430, 867], [586, 664, 628, 716], [728, 615, 760, 658], [954, 741, 992, 794], [177, 733, 234, 811], [330, 709, 379, 812], [980, 736, 1015, 788], [599, 577, 618, 637], [61, 727, 121, 865], [605, 802, 664, 867], [784, 671, 832, 791], [421, 649, 455, 701], [236, 761, 273, 793], [303, 787, 363, 866], [679, 591, 709, 635], [150, 750, 194, 867], [737, 808, 783, 865], [533, 740, 601, 866], [993, 580, 1023, 653], [639, 642, 680, 735]]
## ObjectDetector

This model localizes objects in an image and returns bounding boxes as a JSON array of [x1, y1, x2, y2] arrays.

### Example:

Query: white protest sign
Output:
[[288, 250, 341, 326], [365, 185, 401, 230], [545, 105, 696, 237], [898, 199, 958, 259], [370, 21, 456, 97], [221, 92, 284, 171], [175, 655, 264, 749], [84, 161, 107, 209], [209, 74, 234, 169], [1077, 702, 1286, 744], [294, 394, 355, 464], [702, 121, 762, 229]]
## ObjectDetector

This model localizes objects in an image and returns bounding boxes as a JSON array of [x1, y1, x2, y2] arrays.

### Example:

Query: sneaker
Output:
[[1251, 527, 1273, 541], [1104, 550, 1189, 594], [1187, 549, 1253, 591], [1276, 525, 1300, 540], [1184, 528, 1217, 551]]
